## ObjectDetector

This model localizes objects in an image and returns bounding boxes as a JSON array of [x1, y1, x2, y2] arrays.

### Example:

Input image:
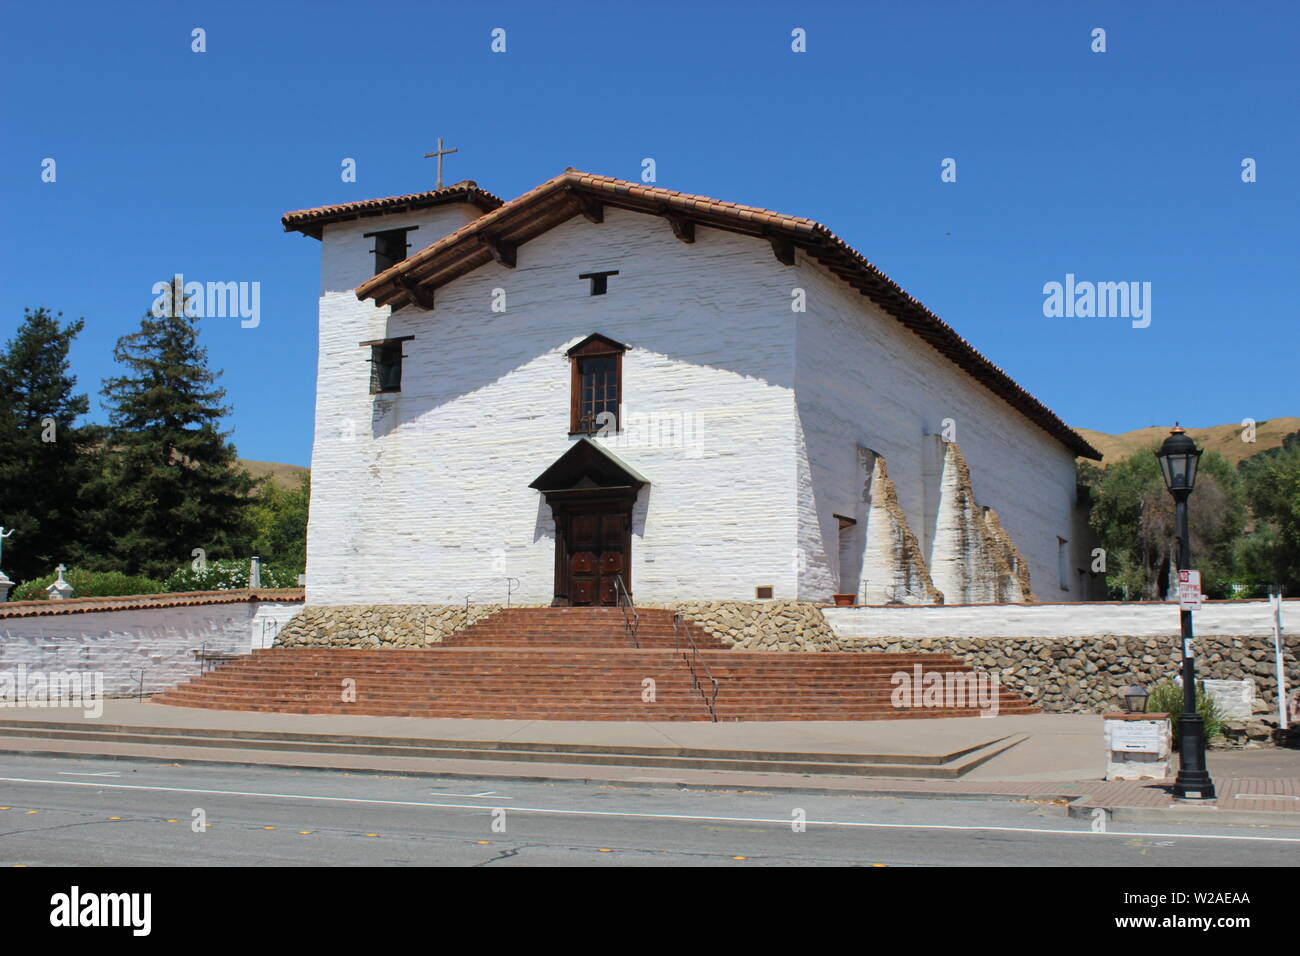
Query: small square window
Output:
[[755, 585, 774, 600], [363, 226, 419, 276], [360, 336, 414, 394]]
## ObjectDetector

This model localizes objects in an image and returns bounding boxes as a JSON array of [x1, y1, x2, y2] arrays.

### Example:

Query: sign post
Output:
[[1270, 589, 1288, 730], [1177, 569, 1201, 660]]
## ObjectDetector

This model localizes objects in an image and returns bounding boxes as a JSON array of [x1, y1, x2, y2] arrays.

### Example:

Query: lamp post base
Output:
[[1171, 713, 1216, 800]]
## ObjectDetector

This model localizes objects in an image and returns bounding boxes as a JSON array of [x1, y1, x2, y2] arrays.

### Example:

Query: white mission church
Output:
[[282, 169, 1103, 609]]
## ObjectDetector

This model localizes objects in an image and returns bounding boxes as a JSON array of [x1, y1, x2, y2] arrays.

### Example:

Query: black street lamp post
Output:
[[1154, 425, 1215, 800]]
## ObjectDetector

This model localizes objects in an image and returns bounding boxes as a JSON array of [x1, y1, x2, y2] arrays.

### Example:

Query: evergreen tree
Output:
[[98, 287, 256, 578], [0, 308, 102, 584]]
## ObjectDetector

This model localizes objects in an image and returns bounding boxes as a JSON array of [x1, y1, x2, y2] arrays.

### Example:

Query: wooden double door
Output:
[[555, 504, 631, 606]]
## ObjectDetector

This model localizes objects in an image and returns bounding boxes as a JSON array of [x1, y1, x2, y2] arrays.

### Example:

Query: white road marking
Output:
[[56, 771, 121, 777], [427, 790, 511, 799], [1, 776, 1297, 844]]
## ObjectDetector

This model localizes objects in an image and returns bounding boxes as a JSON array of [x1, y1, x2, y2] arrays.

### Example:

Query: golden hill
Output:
[[240, 459, 309, 490], [1075, 418, 1300, 468]]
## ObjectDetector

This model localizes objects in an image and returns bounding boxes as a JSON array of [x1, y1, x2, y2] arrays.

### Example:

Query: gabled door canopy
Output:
[[529, 437, 649, 496]]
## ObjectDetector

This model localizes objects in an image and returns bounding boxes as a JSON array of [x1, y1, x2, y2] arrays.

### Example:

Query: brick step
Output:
[[168, 672, 1012, 690], [208, 657, 976, 671], [158, 690, 1030, 710], [208, 671, 978, 684], [201, 657, 977, 672], [439, 638, 714, 647], [157, 686, 1025, 709], [440, 635, 724, 647], [226, 648, 969, 665], [157, 607, 1037, 721], [220, 658, 967, 671], [152, 699, 1028, 720], [159, 686, 1034, 707], [244, 645, 954, 657]]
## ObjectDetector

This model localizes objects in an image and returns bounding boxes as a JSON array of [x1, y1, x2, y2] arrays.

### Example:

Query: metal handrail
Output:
[[889, 585, 931, 604], [461, 577, 523, 612], [612, 575, 639, 648], [672, 611, 719, 721]]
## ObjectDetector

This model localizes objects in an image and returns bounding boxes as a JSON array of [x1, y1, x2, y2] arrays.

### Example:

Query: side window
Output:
[[1058, 537, 1070, 591]]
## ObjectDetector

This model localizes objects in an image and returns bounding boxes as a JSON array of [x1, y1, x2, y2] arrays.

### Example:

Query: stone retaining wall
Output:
[[660, 603, 1296, 715], [274, 604, 504, 647], [827, 633, 1300, 714], [653, 601, 836, 650]]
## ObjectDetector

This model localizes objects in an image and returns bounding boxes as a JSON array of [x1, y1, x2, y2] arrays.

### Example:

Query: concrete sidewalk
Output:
[[0, 700, 1295, 825], [0, 699, 1098, 772]]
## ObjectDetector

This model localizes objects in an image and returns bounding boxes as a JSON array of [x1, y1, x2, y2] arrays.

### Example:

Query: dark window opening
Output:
[[364, 226, 419, 275], [578, 270, 619, 296], [360, 336, 414, 394]]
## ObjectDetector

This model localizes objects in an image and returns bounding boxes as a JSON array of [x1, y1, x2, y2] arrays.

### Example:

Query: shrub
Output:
[[163, 558, 297, 593], [1146, 678, 1225, 742], [10, 568, 164, 601]]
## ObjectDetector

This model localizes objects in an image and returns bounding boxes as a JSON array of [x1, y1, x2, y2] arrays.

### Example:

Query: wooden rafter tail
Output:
[[567, 188, 604, 224], [664, 211, 695, 243], [768, 235, 796, 266], [481, 233, 517, 268], [396, 275, 435, 310]]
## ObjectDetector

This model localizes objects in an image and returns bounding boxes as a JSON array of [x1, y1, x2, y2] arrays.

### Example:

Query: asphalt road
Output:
[[0, 753, 1296, 867]]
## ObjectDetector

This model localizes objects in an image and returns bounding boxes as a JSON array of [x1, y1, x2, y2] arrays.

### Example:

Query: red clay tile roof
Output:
[[0, 589, 303, 619], [351, 169, 1100, 460], [282, 182, 504, 239]]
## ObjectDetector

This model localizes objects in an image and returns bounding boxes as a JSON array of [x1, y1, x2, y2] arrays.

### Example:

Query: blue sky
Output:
[[2, 0, 1296, 467]]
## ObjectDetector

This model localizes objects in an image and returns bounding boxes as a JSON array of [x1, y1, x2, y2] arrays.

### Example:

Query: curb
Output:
[[4, 738, 1297, 826], [1064, 800, 1300, 829], [0, 738, 1076, 801]]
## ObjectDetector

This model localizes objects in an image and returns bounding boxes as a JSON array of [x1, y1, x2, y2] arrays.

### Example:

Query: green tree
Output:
[[1238, 438, 1300, 594], [244, 475, 309, 575], [1086, 447, 1245, 599], [0, 308, 103, 583], [96, 288, 256, 578]]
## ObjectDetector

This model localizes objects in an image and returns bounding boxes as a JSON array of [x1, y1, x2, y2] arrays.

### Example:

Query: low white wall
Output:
[[822, 599, 1294, 639], [251, 603, 304, 649], [0, 601, 303, 697]]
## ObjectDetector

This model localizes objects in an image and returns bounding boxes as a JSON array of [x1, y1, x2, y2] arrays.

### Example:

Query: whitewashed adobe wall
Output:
[[0, 601, 301, 697], [793, 256, 1087, 603], [306, 208, 802, 605], [822, 598, 1295, 639]]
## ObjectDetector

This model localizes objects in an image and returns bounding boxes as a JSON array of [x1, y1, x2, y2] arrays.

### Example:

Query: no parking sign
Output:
[[1177, 569, 1202, 610]]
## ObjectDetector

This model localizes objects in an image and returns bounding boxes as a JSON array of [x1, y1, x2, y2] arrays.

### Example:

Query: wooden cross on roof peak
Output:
[[423, 137, 459, 190]]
